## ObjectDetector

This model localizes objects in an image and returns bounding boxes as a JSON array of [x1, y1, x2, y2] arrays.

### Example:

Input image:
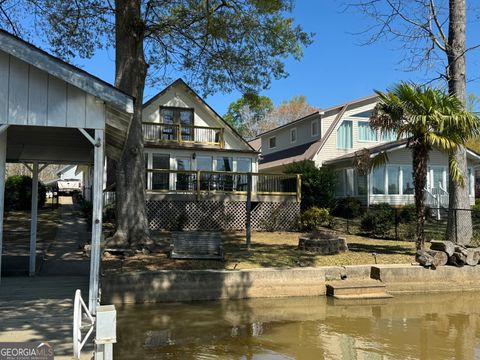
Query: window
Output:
[[469, 168, 474, 196], [381, 130, 397, 141], [387, 166, 400, 194], [152, 154, 170, 190], [358, 122, 378, 141], [311, 119, 319, 137], [216, 157, 233, 172], [216, 157, 233, 191], [372, 166, 385, 194], [290, 128, 297, 143], [269, 136, 276, 149], [335, 170, 345, 196], [236, 158, 252, 172], [196, 156, 212, 190], [337, 120, 353, 149], [346, 168, 354, 196], [356, 171, 368, 195], [176, 157, 191, 190], [160, 106, 194, 141], [402, 166, 414, 195], [431, 167, 445, 190]]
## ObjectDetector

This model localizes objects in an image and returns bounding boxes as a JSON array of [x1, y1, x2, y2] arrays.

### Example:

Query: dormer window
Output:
[[160, 106, 194, 141], [269, 136, 277, 149]]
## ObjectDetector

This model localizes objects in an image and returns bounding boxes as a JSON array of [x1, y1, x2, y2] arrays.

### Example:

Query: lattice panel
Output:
[[146, 200, 299, 231]]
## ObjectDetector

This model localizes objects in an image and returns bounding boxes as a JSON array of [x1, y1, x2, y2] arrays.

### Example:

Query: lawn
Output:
[[102, 231, 417, 273]]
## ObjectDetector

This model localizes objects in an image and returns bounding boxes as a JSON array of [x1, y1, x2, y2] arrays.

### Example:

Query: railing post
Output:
[[220, 128, 225, 148], [394, 207, 398, 239], [246, 173, 252, 249], [196, 170, 201, 200], [177, 123, 182, 144], [296, 174, 301, 203]]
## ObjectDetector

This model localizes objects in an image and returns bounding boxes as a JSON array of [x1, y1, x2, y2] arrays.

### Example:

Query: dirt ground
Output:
[[102, 231, 417, 273]]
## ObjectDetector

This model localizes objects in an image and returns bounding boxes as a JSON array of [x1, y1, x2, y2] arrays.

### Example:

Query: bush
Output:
[[298, 207, 334, 231], [5, 175, 46, 211], [284, 161, 336, 210], [398, 204, 416, 223], [360, 203, 395, 238], [331, 197, 362, 219], [472, 199, 480, 219]]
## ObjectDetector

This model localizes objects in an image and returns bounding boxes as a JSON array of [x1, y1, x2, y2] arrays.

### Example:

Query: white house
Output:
[[252, 95, 480, 207]]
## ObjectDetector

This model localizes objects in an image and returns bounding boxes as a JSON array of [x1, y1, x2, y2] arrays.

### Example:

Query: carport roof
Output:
[[0, 29, 134, 161]]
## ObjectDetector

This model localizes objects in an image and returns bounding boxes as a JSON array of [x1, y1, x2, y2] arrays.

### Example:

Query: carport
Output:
[[0, 29, 133, 313]]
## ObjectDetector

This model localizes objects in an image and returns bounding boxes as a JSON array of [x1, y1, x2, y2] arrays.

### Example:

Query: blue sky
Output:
[[73, 0, 480, 115]]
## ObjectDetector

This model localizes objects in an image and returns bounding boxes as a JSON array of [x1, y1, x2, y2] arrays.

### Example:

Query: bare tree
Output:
[[347, 0, 478, 244]]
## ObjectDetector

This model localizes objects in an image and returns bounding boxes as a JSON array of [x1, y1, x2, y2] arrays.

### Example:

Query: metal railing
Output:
[[145, 169, 301, 200], [142, 122, 225, 148]]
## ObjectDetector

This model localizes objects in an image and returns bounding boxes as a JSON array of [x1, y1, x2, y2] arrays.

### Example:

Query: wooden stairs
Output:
[[326, 280, 392, 300]]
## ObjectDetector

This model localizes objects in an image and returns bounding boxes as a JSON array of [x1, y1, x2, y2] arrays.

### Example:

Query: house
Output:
[[138, 79, 301, 231], [252, 95, 480, 207]]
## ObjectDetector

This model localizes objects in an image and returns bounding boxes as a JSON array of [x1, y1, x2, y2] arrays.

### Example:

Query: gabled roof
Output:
[[0, 29, 134, 114], [259, 94, 379, 169], [144, 78, 256, 152]]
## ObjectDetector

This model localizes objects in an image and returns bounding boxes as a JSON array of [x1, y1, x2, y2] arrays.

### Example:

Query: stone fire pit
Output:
[[298, 230, 348, 255]]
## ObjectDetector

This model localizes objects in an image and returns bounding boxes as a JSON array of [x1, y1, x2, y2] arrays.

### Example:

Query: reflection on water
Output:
[[116, 292, 480, 359]]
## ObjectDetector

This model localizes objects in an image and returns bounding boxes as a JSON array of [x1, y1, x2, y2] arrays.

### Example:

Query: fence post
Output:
[[395, 207, 399, 239], [455, 209, 458, 243], [246, 173, 252, 249]]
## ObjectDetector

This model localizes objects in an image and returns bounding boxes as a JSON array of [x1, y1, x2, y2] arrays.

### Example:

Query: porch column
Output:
[[89, 129, 104, 313], [0, 129, 7, 283], [29, 161, 39, 276]]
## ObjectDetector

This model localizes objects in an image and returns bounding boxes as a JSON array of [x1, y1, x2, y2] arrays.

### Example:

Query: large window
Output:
[[356, 171, 368, 195], [358, 122, 377, 141], [335, 170, 345, 196], [402, 166, 414, 195], [337, 120, 353, 149], [152, 154, 170, 190], [372, 166, 385, 194], [176, 157, 191, 190], [381, 130, 397, 141], [387, 166, 400, 194], [160, 106, 194, 141], [311, 119, 319, 137]]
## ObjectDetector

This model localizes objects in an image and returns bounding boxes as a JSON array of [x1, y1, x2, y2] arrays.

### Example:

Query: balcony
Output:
[[145, 169, 301, 201], [143, 122, 225, 148]]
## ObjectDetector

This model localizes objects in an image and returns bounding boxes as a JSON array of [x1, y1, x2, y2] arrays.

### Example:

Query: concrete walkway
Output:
[[40, 197, 91, 276]]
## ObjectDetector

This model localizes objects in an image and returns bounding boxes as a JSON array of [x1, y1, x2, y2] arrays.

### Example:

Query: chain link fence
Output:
[[333, 206, 480, 244]]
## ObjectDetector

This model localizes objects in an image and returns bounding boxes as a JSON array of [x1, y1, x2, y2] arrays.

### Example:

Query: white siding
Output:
[[142, 84, 250, 151], [0, 50, 105, 129]]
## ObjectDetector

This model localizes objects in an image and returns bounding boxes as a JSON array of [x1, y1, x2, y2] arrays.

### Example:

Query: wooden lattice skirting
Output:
[[146, 200, 300, 231]]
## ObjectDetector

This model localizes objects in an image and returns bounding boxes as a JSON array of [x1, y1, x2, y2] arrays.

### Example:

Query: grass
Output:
[[102, 231, 416, 273]]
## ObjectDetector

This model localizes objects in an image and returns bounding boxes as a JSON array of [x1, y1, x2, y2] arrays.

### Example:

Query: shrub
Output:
[[298, 207, 334, 231], [398, 204, 416, 223], [5, 175, 46, 211], [472, 199, 480, 219], [331, 197, 362, 219], [284, 161, 336, 210], [360, 203, 395, 238]]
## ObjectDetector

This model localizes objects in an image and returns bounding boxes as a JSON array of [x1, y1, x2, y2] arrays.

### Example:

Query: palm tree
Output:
[[370, 83, 479, 250]]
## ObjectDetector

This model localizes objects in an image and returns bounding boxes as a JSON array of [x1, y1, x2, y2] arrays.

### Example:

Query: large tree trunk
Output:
[[107, 0, 151, 248], [413, 145, 428, 250], [446, 0, 472, 245]]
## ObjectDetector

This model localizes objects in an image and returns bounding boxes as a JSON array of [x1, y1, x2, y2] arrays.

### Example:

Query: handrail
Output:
[[142, 122, 222, 131]]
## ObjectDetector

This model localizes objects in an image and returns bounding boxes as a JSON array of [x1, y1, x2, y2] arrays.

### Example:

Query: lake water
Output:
[[116, 292, 480, 359]]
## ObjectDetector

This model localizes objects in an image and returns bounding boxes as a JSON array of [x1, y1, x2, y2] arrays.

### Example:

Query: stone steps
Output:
[[326, 280, 393, 300]]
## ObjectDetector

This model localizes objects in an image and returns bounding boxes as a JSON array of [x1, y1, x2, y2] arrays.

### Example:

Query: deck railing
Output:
[[143, 122, 224, 148], [145, 169, 301, 201]]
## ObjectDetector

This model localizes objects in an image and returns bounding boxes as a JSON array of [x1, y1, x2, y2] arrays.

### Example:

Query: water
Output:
[[116, 292, 480, 359]]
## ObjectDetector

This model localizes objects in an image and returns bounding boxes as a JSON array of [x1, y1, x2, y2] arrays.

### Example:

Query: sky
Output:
[[71, 0, 480, 115]]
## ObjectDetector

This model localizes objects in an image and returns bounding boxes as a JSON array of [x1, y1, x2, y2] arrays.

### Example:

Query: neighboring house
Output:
[[136, 79, 300, 231], [252, 95, 480, 207]]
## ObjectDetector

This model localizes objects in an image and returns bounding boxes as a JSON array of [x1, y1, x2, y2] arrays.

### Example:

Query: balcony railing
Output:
[[143, 122, 224, 148], [145, 169, 301, 201]]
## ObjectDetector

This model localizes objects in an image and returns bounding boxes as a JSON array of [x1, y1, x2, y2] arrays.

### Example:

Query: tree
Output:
[[284, 160, 337, 211], [348, 0, 478, 243], [267, 95, 319, 126], [370, 83, 479, 250], [224, 94, 274, 139], [1, 1, 313, 247]]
